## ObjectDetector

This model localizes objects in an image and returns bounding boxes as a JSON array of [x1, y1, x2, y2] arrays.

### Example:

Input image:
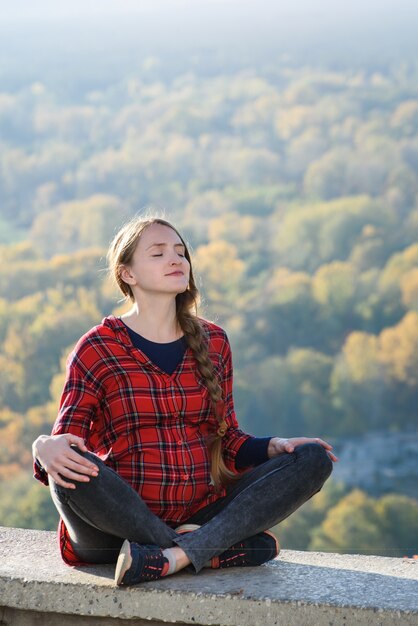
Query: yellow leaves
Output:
[[401, 268, 418, 310], [312, 262, 356, 310], [195, 240, 245, 289], [340, 312, 418, 387], [231, 93, 281, 129], [266, 268, 311, 305], [208, 213, 258, 245], [379, 312, 418, 386], [390, 100, 418, 134], [310, 489, 418, 557], [310, 489, 382, 554], [379, 243, 418, 297], [275, 105, 311, 140], [30, 193, 127, 256], [340, 332, 380, 383], [272, 194, 379, 271]]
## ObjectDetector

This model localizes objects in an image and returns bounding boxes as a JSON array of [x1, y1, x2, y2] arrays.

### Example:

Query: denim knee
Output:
[[295, 442, 333, 480]]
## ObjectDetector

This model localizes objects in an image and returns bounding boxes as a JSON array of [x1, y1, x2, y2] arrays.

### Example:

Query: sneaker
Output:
[[174, 524, 280, 568], [175, 523, 201, 534], [115, 539, 169, 586], [214, 530, 280, 569]]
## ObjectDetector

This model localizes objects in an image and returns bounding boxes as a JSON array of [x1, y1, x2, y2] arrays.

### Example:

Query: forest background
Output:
[[0, 0, 417, 558]]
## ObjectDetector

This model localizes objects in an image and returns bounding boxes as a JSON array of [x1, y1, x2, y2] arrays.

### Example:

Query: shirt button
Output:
[[177, 440, 183, 445], [182, 473, 189, 480]]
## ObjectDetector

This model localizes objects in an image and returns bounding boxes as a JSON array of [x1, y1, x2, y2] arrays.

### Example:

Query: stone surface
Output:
[[1, 526, 417, 625]]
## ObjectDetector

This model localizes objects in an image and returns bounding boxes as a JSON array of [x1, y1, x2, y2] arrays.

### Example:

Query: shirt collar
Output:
[[102, 315, 132, 346]]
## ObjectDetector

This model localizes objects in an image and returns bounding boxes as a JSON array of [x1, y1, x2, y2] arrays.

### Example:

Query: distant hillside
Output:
[[0, 14, 418, 550]]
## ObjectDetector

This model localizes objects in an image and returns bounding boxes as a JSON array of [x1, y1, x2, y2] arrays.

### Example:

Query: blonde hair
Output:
[[107, 216, 236, 490]]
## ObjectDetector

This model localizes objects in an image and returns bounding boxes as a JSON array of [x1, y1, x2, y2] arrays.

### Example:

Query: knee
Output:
[[71, 445, 101, 465], [50, 448, 102, 497], [295, 442, 333, 481]]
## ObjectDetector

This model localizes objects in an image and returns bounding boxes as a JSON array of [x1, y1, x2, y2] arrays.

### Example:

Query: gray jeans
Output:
[[50, 442, 332, 573]]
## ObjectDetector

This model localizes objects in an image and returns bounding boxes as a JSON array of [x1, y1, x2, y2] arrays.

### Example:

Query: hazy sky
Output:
[[0, 0, 416, 72], [0, 0, 416, 21]]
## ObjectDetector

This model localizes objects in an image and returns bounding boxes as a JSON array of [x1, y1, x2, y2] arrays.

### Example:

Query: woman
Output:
[[32, 216, 336, 586]]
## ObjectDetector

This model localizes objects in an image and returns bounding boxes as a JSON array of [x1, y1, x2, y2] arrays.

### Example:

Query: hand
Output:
[[267, 437, 338, 462], [33, 433, 99, 489]]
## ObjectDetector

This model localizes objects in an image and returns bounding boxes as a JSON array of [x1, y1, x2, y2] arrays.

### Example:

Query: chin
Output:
[[175, 284, 189, 294]]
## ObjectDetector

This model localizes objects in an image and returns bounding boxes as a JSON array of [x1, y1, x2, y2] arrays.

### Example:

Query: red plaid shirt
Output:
[[34, 315, 251, 565]]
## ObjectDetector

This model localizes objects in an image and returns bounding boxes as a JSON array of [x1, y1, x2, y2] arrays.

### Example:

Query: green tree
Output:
[[311, 489, 418, 557], [272, 479, 347, 550], [0, 472, 58, 531]]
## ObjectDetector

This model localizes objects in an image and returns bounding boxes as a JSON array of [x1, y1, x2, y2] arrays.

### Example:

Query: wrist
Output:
[[32, 434, 49, 460], [267, 437, 275, 458]]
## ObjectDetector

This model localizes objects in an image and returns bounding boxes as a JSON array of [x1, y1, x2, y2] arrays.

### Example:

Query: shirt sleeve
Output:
[[51, 353, 100, 440], [215, 330, 255, 472], [235, 436, 271, 469], [33, 344, 101, 486], [33, 457, 49, 486]]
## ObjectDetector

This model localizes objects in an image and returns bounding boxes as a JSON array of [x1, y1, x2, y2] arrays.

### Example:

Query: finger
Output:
[[49, 471, 77, 489], [56, 466, 94, 481], [328, 451, 339, 462], [65, 434, 89, 451], [49, 461, 95, 482], [64, 456, 99, 475], [68, 450, 99, 473], [315, 438, 333, 450]]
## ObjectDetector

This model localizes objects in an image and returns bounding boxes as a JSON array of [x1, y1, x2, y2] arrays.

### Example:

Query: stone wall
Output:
[[1, 527, 417, 626]]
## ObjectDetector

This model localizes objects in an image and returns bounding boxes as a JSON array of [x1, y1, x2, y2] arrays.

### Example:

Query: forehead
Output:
[[137, 223, 183, 249]]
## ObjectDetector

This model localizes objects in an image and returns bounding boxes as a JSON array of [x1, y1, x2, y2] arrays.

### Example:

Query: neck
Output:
[[122, 297, 182, 342]]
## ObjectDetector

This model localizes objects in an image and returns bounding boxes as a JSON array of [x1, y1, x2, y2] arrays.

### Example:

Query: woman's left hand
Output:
[[267, 437, 338, 462]]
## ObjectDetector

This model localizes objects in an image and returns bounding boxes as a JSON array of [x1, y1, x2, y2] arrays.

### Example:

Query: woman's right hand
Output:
[[32, 434, 99, 489]]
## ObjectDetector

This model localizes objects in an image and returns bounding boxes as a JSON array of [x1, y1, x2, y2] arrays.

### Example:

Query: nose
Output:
[[169, 252, 181, 265]]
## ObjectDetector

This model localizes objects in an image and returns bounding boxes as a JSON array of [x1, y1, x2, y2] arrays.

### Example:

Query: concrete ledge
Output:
[[1, 527, 417, 625]]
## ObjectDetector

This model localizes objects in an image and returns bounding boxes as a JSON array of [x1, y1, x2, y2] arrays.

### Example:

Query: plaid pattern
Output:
[[34, 315, 251, 565]]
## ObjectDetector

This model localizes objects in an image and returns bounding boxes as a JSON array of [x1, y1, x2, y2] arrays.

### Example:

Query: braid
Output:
[[177, 311, 237, 490]]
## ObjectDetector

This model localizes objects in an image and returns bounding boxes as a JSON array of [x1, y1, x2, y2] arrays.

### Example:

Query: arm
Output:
[[235, 436, 272, 469], [214, 331, 254, 471], [32, 348, 102, 488]]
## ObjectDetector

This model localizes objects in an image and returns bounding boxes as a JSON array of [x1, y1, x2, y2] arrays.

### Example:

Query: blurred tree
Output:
[[3, 288, 100, 409], [310, 489, 418, 557], [272, 479, 347, 550], [194, 240, 245, 318], [30, 194, 127, 256], [304, 149, 351, 200], [401, 268, 418, 311], [331, 330, 389, 435], [376, 494, 418, 558], [390, 100, 418, 138], [0, 472, 58, 530], [235, 347, 334, 437], [271, 195, 391, 273], [379, 311, 418, 388], [310, 489, 387, 555]]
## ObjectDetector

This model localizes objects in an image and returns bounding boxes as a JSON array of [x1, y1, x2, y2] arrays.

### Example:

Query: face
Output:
[[120, 223, 191, 298]]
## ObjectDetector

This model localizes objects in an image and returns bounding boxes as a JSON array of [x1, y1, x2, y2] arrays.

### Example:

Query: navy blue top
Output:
[[124, 322, 187, 376], [121, 319, 271, 470]]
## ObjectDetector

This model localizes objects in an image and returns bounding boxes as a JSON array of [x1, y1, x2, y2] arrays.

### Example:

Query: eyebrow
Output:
[[146, 242, 185, 250]]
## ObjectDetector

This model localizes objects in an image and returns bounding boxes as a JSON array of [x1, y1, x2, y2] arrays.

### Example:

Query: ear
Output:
[[119, 265, 136, 285]]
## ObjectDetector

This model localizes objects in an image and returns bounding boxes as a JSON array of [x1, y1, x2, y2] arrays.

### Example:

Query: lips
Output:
[[166, 271, 184, 276]]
